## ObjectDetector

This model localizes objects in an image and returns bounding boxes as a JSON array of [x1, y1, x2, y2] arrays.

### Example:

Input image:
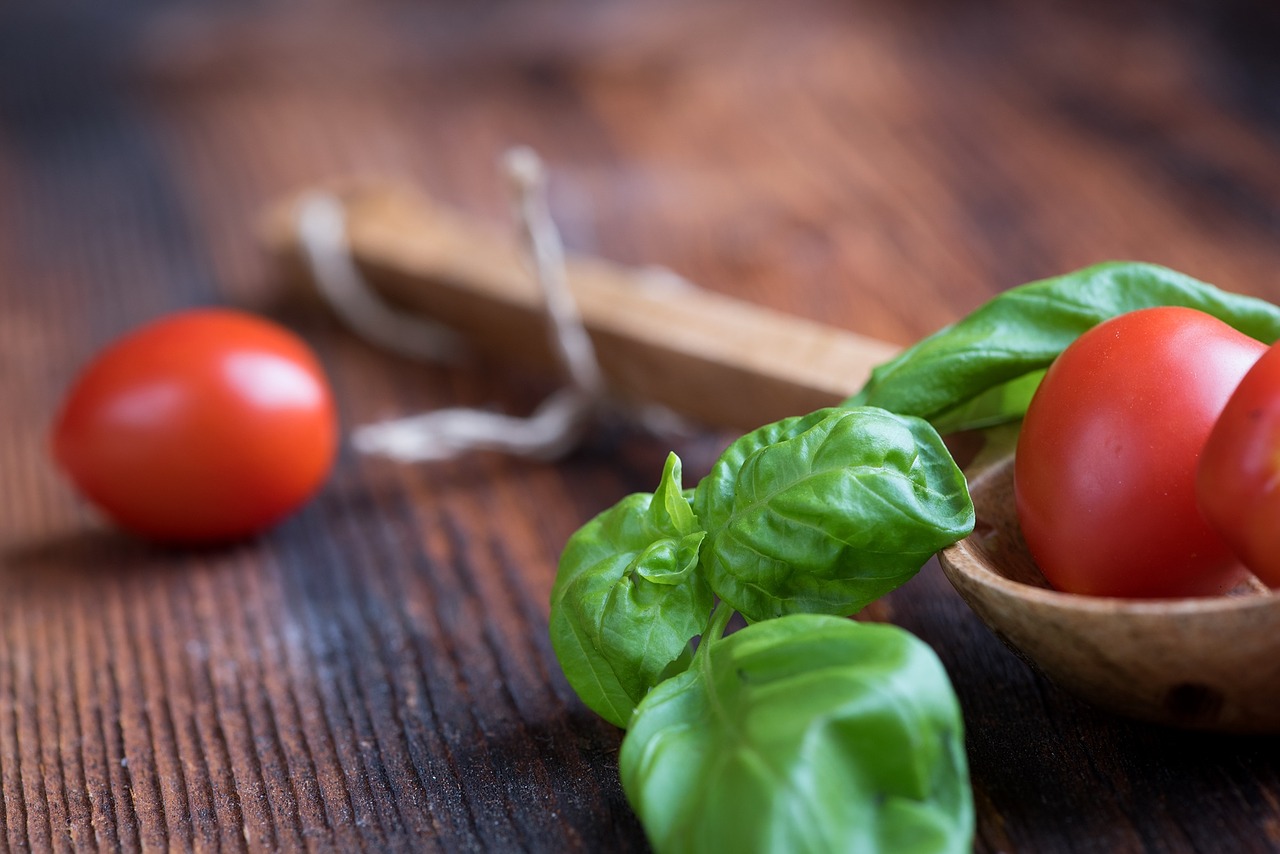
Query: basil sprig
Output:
[[851, 261, 1280, 432], [552, 261, 1280, 852], [550, 407, 974, 851]]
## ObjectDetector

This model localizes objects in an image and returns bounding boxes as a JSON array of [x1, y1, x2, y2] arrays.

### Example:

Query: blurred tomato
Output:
[[1197, 341, 1280, 587], [52, 308, 338, 543]]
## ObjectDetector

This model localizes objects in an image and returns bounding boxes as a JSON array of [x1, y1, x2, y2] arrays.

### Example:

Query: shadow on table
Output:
[[0, 527, 255, 584]]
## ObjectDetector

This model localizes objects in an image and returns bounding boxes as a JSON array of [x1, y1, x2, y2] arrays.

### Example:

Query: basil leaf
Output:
[[550, 453, 714, 727], [928, 369, 1044, 434], [851, 261, 1280, 429], [620, 615, 972, 854], [694, 407, 972, 622]]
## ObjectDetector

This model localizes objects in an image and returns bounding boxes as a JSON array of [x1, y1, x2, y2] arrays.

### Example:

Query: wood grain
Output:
[[5, 0, 1280, 851]]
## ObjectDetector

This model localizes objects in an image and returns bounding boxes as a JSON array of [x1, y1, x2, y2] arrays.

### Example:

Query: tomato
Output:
[[1014, 306, 1262, 598], [52, 309, 338, 543], [1197, 341, 1280, 586]]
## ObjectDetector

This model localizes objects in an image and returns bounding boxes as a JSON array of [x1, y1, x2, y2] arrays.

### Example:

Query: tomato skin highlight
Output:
[[1014, 306, 1262, 598], [1197, 341, 1280, 587], [51, 309, 339, 543]]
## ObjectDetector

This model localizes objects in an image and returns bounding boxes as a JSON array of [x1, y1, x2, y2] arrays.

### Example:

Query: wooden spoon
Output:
[[264, 182, 1280, 732], [938, 428, 1280, 733], [260, 182, 899, 433]]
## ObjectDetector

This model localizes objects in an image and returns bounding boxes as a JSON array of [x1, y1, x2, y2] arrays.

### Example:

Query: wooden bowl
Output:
[[938, 449, 1280, 732]]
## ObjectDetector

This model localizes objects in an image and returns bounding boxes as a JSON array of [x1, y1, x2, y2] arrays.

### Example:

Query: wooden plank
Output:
[[5, 1, 1280, 852]]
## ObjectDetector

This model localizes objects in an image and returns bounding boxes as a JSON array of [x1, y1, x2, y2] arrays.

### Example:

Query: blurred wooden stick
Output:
[[262, 183, 899, 431]]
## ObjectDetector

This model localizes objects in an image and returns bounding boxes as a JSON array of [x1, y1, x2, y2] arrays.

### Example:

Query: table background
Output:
[[4, 0, 1280, 851]]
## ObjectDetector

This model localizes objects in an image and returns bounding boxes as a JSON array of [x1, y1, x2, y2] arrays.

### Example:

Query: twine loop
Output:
[[295, 147, 609, 461]]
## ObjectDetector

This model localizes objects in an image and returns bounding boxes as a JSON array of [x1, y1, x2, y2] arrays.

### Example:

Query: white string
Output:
[[296, 192, 469, 363], [296, 147, 606, 462], [504, 147, 605, 399]]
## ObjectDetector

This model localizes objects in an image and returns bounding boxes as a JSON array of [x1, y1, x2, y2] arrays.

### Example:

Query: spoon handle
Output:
[[262, 183, 900, 431]]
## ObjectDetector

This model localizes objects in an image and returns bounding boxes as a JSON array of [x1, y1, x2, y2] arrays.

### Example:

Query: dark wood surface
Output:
[[6, 0, 1280, 851]]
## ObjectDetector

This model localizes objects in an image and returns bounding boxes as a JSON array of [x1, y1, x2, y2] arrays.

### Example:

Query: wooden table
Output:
[[5, 0, 1280, 850]]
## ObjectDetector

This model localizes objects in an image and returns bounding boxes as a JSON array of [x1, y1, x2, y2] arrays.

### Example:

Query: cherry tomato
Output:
[[1197, 341, 1280, 586], [52, 309, 338, 543], [1015, 306, 1262, 598]]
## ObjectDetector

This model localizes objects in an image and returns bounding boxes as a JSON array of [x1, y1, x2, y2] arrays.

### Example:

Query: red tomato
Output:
[[1015, 306, 1262, 598], [1197, 341, 1280, 586], [52, 309, 338, 543]]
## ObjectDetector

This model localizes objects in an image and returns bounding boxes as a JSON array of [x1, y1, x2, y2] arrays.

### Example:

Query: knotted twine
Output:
[[294, 147, 614, 462]]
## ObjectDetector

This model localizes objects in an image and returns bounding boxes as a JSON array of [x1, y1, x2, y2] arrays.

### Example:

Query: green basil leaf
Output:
[[850, 261, 1280, 429], [694, 407, 972, 622], [550, 453, 714, 727], [928, 369, 1045, 434], [620, 614, 972, 854]]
